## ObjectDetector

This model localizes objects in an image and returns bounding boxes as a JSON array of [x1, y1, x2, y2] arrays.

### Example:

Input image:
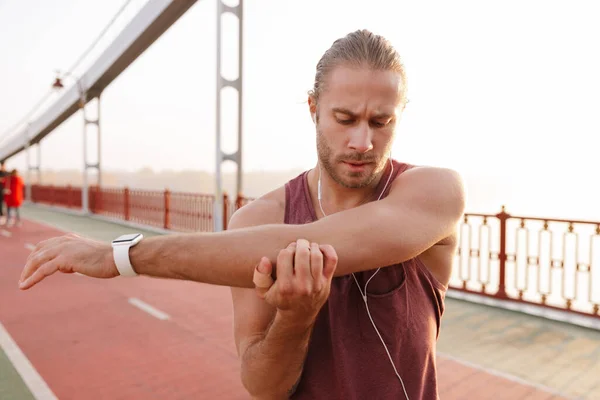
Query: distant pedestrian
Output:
[[0, 161, 8, 224], [4, 169, 24, 227]]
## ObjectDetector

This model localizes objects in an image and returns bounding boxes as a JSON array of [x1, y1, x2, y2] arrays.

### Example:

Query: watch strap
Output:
[[113, 244, 138, 277]]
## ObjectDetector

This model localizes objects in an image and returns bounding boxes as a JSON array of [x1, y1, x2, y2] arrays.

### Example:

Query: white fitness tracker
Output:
[[111, 233, 144, 277]]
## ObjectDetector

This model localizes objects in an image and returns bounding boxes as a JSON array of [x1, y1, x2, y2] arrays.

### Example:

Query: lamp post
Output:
[[52, 71, 101, 214]]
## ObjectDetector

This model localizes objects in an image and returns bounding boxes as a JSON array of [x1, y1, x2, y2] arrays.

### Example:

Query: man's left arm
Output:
[[302, 166, 465, 276], [20, 167, 465, 290]]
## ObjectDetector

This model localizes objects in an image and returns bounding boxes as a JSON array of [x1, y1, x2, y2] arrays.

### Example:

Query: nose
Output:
[[347, 122, 373, 153]]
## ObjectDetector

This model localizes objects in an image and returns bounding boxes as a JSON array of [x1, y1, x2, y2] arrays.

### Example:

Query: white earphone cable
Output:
[[317, 158, 410, 400]]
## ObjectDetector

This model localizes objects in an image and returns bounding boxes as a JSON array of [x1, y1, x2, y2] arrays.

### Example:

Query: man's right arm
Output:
[[236, 310, 313, 399], [229, 194, 314, 399], [19, 167, 462, 291]]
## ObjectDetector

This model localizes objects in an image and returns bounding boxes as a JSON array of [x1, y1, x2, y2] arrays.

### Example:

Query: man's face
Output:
[[310, 66, 405, 189]]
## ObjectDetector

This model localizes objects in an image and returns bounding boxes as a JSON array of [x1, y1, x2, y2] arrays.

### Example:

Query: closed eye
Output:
[[371, 120, 392, 128]]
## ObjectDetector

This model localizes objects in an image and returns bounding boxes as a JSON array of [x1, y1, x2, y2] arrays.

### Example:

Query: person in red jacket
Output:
[[4, 169, 24, 226], [0, 161, 8, 222]]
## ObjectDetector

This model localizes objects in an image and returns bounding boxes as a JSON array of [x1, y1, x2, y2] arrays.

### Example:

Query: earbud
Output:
[[311, 114, 316, 123]]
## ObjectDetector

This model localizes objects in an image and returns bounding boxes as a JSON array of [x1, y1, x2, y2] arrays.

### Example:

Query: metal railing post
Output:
[[496, 205, 509, 298]]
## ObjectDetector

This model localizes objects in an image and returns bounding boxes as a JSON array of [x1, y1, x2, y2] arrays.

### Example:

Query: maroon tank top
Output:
[[286, 160, 446, 400]]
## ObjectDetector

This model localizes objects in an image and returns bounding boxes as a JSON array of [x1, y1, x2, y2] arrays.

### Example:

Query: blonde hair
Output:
[[309, 29, 407, 105]]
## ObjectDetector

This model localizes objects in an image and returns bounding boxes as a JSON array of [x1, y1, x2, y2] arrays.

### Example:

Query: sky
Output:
[[0, 0, 599, 219]]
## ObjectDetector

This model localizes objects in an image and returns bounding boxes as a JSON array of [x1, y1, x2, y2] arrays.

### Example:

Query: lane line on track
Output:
[[0, 321, 58, 400], [128, 297, 170, 321], [1, 229, 12, 237]]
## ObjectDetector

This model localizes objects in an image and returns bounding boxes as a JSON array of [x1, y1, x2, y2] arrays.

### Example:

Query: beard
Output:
[[316, 129, 389, 189]]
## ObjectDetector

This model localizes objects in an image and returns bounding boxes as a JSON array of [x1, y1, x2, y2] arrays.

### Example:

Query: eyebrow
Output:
[[331, 107, 393, 119], [332, 107, 356, 116]]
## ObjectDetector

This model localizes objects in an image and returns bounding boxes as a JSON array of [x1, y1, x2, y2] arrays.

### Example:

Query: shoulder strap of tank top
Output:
[[376, 159, 417, 200], [284, 171, 316, 225]]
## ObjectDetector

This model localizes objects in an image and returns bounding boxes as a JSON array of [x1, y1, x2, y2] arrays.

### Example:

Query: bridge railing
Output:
[[29, 184, 600, 321], [453, 208, 600, 321], [31, 184, 82, 209], [31, 184, 248, 232]]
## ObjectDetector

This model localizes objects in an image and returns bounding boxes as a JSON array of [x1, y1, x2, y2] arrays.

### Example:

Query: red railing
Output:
[[32, 184, 250, 232], [453, 207, 600, 321], [31, 184, 82, 209], [29, 185, 600, 321]]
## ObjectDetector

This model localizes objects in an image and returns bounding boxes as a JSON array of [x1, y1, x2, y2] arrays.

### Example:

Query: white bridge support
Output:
[[214, 0, 244, 232], [25, 141, 41, 202], [80, 91, 102, 213]]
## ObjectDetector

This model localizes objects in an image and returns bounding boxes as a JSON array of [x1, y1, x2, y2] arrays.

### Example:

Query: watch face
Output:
[[113, 234, 142, 244]]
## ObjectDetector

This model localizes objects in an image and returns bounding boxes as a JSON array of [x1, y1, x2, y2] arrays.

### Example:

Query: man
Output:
[[19, 30, 465, 399], [0, 161, 8, 223]]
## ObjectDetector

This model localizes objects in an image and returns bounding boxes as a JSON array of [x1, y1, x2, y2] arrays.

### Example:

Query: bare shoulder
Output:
[[390, 165, 466, 217], [394, 165, 465, 194], [228, 185, 287, 229]]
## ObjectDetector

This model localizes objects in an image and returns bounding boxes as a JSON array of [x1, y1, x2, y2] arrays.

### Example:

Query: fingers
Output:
[[19, 257, 61, 290], [276, 242, 296, 294], [19, 235, 74, 289], [20, 241, 59, 284], [263, 240, 336, 311], [294, 239, 312, 291], [253, 257, 274, 299], [319, 244, 338, 280], [310, 242, 324, 292]]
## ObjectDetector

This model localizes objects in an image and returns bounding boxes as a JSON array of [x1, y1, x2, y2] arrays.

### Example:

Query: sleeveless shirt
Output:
[[286, 160, 447, 400]]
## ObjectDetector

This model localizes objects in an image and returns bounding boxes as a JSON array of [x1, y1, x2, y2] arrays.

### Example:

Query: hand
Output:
[[19, 234, 118, 290], [252, 239, 338, 324]]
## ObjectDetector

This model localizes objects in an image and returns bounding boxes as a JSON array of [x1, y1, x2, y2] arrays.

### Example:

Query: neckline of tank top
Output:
[[303, 159, 399, 218]]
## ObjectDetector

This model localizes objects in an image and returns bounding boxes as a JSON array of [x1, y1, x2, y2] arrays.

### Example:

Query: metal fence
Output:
[[31, 184, 82, 209], [31, 185, 248, 232], [30, 185, 600, 321], [453, 207, 599, 320]]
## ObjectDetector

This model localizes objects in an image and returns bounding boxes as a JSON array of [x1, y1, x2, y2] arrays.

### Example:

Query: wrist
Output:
[[111, 233, 144, 277], [274, 311, 316, 336], [128, 239, 147, 275], [104, 246, 119, 277]]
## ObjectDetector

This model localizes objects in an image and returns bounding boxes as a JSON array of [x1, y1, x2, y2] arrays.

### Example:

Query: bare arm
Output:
[[228, 198, 309, 398], [19, 167, 464, 290], [237, 309, 313, 399], [130, 166, 464, 287], [229, 198, 336, 399]]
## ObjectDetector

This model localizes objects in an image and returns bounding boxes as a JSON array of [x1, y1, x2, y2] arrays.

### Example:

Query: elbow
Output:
[[432, 168, 466, 242], [428, 168, 467, 232], [447, 168, 467, 219]]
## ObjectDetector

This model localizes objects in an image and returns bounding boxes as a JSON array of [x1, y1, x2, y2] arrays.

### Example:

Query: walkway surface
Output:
[[1, 204, 599, 399]]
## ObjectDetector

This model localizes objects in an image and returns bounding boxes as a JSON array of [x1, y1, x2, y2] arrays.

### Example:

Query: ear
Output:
[[308, 95, 317, 123]]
